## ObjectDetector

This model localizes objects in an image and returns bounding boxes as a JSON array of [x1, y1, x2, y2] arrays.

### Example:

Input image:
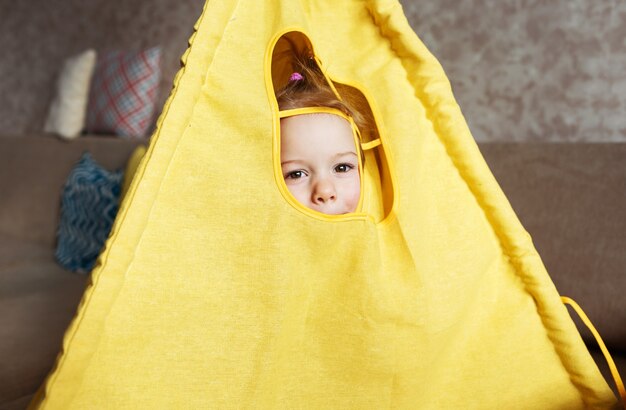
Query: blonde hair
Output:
[[276, 52, 369, 134]]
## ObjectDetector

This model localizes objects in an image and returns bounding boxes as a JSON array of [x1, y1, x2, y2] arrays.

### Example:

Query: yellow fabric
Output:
[[30, 0, 618, 408], [119, 145, 147, 202]]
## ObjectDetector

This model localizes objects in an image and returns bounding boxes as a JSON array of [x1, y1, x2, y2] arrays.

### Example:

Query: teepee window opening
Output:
[[269, 30, 394, 223]]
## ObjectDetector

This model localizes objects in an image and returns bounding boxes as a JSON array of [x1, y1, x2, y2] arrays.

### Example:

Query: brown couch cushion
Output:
[[0, 133, 144, 248], [480, 143, 626, 352], [0, 233, 87, 406]]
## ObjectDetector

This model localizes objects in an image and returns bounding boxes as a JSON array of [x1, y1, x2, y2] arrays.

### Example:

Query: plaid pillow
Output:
[[86, 47, 162, 139]]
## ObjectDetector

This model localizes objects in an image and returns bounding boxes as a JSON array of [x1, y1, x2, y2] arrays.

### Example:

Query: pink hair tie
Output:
[[289, 72, 304, 82]]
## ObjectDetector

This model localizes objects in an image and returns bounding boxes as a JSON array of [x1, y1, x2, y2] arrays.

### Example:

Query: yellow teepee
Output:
[[31, 1, 621, 408]]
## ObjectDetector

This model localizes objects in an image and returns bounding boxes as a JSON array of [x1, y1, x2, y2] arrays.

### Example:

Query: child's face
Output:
[[280, 113, 361, 215]]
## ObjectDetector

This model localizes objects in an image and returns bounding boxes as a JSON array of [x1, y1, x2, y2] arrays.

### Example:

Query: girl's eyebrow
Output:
[[333, 151, 358, 159], [281, 152, 357, 166], [280, 159, 305, 166]]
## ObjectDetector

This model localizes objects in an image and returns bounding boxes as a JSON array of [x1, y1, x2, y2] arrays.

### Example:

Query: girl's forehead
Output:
[[281, 114, 356, 152], [281, 113, 355, 146]]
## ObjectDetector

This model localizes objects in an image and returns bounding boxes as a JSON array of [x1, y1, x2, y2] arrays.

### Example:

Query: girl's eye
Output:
[[334, 163, 355, 173], [285, 170, 306, 179]]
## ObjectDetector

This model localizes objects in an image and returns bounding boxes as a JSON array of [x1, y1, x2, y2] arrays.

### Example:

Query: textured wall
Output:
[[401, 0, 626, 142], [1, 1, 625, 141], [0, 0, 204, 135]]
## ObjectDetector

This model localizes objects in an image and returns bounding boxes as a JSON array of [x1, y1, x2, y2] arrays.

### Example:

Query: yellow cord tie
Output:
[[361, 138, 381, 151], [561, 296, 626, 408]]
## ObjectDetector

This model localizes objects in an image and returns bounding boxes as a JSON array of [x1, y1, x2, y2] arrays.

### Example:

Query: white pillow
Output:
[[44, 49, 97, 139]]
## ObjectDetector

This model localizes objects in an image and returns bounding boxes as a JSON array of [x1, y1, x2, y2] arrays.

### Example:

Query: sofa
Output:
[[0, 135, 624, 409], [0, 133, 144, 409]]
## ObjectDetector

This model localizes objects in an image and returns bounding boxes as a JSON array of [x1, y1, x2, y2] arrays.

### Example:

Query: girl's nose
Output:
[[312, 177, 336, 204]]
